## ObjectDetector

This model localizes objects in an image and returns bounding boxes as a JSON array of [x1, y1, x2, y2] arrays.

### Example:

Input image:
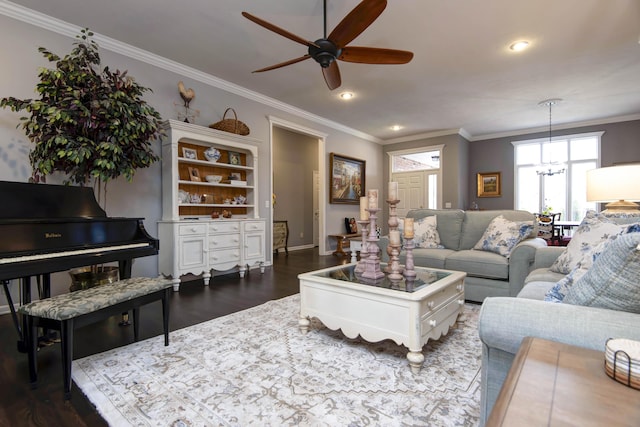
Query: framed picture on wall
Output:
[[329, 153, 366, 204], [477, 171, 501, 197]]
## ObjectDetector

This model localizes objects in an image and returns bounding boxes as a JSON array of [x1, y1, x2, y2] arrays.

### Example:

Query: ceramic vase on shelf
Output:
[[204, 147, 221, 162]]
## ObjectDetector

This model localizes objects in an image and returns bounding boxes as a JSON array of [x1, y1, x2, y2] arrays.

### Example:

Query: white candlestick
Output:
[[389, 230, 401, 246], [368, 189, 378, 210], [404, 218, 414, 238], [388, 181, 398, 201], [359, 196, 369, 220]]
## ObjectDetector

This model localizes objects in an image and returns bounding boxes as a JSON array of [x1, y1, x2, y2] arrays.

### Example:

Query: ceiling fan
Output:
[[242, 0, 414, 90]]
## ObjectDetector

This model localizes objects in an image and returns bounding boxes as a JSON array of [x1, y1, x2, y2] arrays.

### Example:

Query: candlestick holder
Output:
[[361, 208, 385, 280], [387, 242, 403, 280], [385, 198, 401, 273], [403, 237, 417, 280], [354, 220, 369, 273]]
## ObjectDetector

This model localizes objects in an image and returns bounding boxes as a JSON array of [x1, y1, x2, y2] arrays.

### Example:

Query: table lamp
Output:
[[586, 164, 640, 212]]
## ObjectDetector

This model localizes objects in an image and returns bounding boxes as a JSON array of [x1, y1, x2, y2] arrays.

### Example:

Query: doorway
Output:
[[269, 117, 327, 257]]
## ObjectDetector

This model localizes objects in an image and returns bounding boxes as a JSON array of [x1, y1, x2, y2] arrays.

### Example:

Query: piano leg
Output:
[[2, 280, 23, 347], [18, 277, 32, 353], [118, 259, 133, 326]]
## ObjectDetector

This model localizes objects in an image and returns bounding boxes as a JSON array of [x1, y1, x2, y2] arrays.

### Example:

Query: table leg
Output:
[[299, 315, 310, 334], [407, 349, 424, 374]]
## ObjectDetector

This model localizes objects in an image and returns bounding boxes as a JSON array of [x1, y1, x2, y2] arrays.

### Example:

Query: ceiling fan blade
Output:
[[252, 55, 311, 73], [242, 12, 319, 49], [328, 0, 387, 48], [339, 46, 413, 64], [322, 61, 341, 90]]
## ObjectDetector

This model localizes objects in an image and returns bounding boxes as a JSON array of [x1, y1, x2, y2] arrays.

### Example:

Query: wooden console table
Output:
[[487, 337, 640, 426], [328, 233, 358, 257]]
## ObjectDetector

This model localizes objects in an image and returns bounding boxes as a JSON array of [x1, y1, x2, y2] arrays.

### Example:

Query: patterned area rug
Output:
[[73, 294, 481, 426]]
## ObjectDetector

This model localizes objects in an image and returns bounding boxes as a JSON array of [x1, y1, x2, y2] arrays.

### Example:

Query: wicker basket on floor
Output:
[[209, 108, 250, 135]]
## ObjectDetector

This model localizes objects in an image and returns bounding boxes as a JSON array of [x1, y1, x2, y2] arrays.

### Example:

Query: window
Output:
[[513, 132, 602, 221]]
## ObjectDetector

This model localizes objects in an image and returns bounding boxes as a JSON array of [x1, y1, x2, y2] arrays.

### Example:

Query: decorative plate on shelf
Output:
[[204, 147, 221, 162]]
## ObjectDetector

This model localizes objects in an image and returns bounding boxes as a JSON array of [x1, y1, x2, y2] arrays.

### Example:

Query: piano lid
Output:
[[0, 181, 106, 219]]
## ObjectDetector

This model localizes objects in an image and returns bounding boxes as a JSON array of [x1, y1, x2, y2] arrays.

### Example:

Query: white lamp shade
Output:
[[586, 165, 640, 202]]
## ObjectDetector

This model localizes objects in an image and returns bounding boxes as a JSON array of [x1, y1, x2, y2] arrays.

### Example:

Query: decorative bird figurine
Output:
[[177, 81, 195, 108]]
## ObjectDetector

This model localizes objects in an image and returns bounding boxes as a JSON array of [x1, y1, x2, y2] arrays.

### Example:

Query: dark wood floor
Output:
[[0, 248, 345, 427]]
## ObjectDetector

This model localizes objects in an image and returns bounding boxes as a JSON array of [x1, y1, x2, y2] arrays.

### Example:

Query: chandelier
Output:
[[536, 98, 565, 176]]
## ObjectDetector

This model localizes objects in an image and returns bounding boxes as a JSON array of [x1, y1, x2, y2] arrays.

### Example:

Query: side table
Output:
[[487, 336, 640, 426], [328, 233, 358, 257]]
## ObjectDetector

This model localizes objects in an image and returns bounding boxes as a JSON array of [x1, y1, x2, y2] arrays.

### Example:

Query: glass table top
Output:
[[311, 264, 450, 293]]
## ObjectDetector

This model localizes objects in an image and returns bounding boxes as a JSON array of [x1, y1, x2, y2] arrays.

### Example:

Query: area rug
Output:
[[72, 294, 482, 426]]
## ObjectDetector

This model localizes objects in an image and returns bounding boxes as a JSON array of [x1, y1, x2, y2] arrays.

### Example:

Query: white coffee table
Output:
[[298, 264, 466, 373]]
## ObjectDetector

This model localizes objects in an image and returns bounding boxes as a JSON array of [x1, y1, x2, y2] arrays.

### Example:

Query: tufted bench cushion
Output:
[[19, 276, 173, 320]]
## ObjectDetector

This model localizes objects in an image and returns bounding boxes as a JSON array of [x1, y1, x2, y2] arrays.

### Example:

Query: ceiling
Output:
[[6, 0, 640, 142]]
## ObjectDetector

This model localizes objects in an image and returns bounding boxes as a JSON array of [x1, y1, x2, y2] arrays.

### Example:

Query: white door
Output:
[[393, 171, 426, 217], [313, 170, 319, 247]]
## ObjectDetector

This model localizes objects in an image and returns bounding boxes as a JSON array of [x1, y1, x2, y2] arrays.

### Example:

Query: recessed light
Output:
[[390, 125, 402, 131], [509, 40, 530, 52], [339, 92, 354, 100]]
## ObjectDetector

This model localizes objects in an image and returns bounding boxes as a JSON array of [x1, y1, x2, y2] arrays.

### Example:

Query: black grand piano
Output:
[[0, 180, 160, 351]]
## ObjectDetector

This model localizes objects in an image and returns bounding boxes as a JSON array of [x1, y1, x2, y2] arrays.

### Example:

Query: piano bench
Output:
[[18, 276, 173, 400]]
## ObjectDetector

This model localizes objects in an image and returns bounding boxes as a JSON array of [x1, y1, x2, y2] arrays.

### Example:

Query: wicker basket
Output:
[[209, 108, 250, 136]]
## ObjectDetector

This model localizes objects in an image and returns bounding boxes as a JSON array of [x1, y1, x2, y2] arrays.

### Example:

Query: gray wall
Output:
[[273, 127, 318, 248], [468, 119, 640, 209]]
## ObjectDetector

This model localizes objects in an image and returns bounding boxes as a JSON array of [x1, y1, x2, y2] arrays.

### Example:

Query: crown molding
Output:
[[381, 128, 465, 145], [0, 1, 381, 144], [467, 113, 640, 142]]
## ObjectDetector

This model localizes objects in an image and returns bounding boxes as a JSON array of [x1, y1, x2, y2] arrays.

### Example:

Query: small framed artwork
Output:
[[228, 151, 241, 165], [477, 172, 501, 197], [329, 153, 366, 204], [182, 147, 197, 160], [229, 172, 242, 181], [188, 166, 201, 182]]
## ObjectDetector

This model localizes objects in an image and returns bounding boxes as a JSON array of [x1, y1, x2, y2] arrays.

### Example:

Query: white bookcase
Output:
[[158, 120, 265, 291]]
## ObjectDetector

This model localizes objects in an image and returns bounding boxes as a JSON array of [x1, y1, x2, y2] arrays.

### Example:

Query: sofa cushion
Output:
[[550, 210, 635, 274], [473, 215, 534, 257], [524, 268, 566, 284], [410, 248, 453, 269], [407, 209, 464, 250], [446, 250, 508, 279], [563, 232, 640, 313], [517, 281, 554, 300]]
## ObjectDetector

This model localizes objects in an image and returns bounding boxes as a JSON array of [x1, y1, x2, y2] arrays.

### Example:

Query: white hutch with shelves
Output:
[[158, 120, 265, 291]]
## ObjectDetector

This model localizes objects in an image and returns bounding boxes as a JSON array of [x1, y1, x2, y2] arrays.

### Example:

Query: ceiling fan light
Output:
[[339, 92, 354, 100], [509, 40, 530, 51]]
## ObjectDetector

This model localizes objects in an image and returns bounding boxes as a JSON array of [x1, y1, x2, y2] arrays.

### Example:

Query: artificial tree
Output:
[[0, 28, 164, 208]]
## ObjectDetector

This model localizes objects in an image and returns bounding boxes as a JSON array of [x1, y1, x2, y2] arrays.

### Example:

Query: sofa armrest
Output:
[[532, 246, 566, 269], [478, 297, 640, 425], [506, 238, 547, 296]]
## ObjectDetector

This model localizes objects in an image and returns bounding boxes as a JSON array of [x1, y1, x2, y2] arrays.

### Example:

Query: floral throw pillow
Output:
[[550, 211, 637, 274], [473, 215, 534, 257], [412, 215, 443, 249]]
